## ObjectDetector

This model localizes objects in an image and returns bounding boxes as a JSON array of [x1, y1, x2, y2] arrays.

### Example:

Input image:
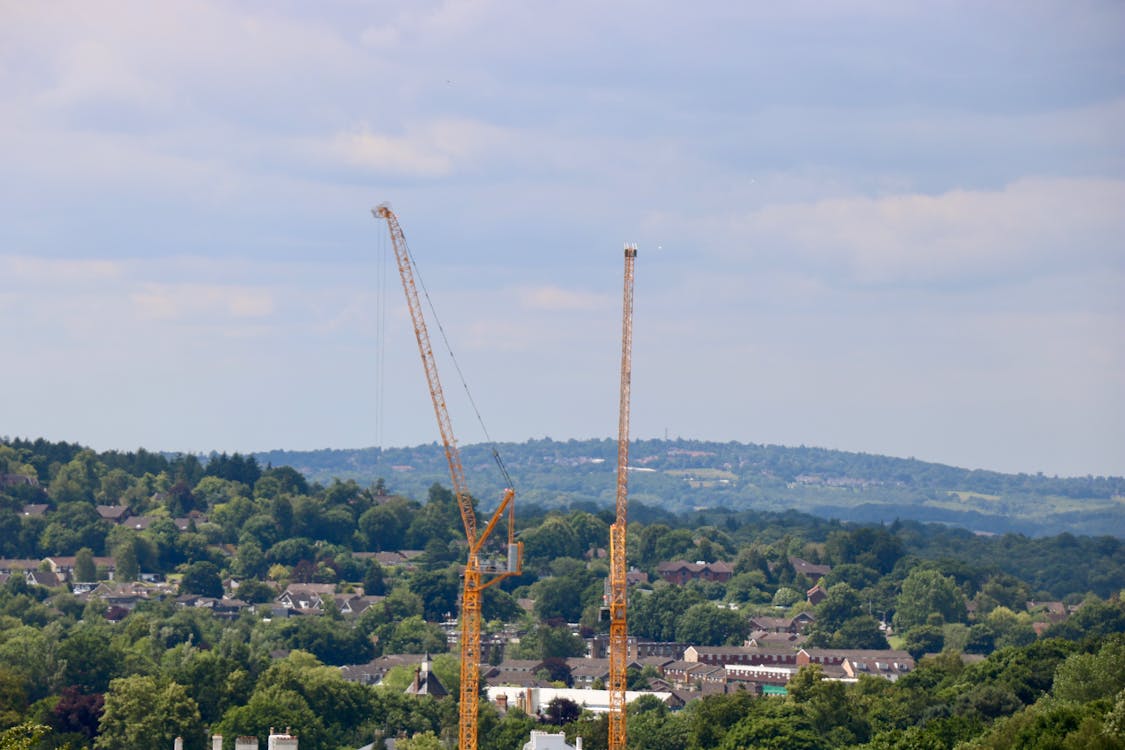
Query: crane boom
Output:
[[373, 204, 521, 750], [608, 243, 637, 750]]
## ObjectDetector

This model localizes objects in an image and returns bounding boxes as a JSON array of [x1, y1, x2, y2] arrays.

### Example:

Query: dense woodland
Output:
[[0, 436, 1123, 750], [257, 438, 1125, 537]]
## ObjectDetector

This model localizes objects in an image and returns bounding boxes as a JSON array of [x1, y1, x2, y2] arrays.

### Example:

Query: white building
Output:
[[523, 730, 582, 750], [268, 728, 298, 750], [487, 686, 674, 716]]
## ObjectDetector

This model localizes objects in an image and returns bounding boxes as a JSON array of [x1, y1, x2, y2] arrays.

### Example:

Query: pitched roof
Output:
[[789, 556, 832, 578], [405, 660, 448, 697], [26, 570, 62, 587], [96, 505, 130, 520]]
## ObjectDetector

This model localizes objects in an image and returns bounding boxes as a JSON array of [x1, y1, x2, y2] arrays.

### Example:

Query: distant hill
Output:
[[255, 438, 1125, 538]]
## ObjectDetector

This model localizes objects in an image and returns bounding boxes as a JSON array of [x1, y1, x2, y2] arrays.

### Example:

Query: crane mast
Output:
[[373, 205, 521, 750], [608, 243, 637, 750]]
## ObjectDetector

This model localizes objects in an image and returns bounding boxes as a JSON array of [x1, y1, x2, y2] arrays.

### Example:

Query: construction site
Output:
[[372, 206, 641, 750]]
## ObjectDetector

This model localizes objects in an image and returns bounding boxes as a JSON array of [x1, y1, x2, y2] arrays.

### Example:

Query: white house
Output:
[[523, 730, 582, 750]]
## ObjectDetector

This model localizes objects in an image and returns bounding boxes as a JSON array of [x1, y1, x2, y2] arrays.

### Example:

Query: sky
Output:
[[1, 1, 1123, 478]]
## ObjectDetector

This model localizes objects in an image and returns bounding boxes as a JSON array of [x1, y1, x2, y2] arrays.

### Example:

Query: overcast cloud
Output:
[[1, 1, 1122, 477]]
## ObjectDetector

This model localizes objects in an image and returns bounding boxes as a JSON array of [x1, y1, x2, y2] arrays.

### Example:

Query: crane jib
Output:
[[373, 204, 522, 750]]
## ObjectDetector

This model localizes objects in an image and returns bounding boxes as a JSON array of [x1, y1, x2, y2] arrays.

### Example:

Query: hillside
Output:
[[256, 438, 1125, 538]]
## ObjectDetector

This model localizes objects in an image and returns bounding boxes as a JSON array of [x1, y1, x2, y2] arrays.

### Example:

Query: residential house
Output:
[[789, 556, 832, 580], [86, 581, 169, 612], [625, 569, 649, 586], [96, 505, 130, 523], [44, 555, 116, 582], [565, 658, 609, 688], [746, 630, 807, 648], [20, 504, 48, 518], [806, 584, 828, 606], [0, 559, 42, 576], [340, 654, 428, 686], [684, 644, 799, 668], [26, 570, 62, 588], [748, 611, 815, 635], [335, 594, 384, 617], [171, 511, 208, 531], [1027, 600, 1070, 624], [275, 583, 337, 613], [656, 560, 734, 585], [661, 660, 727, 692], [797, 648, 914, 682], [353, 550, 424, 570], [122, 516, 159, 531], [176, 595, 250, 620], [484, 658, 550, 688]]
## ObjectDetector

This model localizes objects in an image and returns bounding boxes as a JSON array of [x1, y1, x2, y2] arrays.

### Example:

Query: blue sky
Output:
[[1, 1, 1122, 477]]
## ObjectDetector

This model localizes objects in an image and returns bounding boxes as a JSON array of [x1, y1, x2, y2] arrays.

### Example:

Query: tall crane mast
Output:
[[373, 205, 522, 750], [608, 243, 637, 750]]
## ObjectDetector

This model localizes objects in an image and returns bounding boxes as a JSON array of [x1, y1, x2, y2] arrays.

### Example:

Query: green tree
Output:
[[0, 723, 48, 750], [893, 569, 968, 632], [215, 684, 326, 750], [629, 584, 705, 641], [0, 667, 28, 728], [902, 625, 945, 660], [233, 539, 267, 579], [985, 606, 1037, 650], [830, 615, 890, 650], [60, 621, 122, 693], [511, 624, 585, 660], [47, 451, 102, 505], [478, 706, 537, 750], [824, 526, 904, 573], [363, 560, 387, 596], [535, 575, 585, 622], [397, 731, 443, 750], [96, 675, 204, 750], [772, 587, 803, 608], [683, 690, 758, 750], [272, 617, 375, 666], [408, 567, 460, 622], [74, 547, 97, 583], [384, 615, 447, 654], [179, 561, 223, 598], [358, 497, 415, 551], [675, 603, 750, 646], [1052, 635, 1125, 703], [627, 698, 688, 750], [806, 583, 864, 645], [113, 540, 139, 582], [522, 516, 582, 567]]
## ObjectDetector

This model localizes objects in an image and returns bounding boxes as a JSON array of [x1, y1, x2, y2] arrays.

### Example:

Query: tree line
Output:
[[0, 436, 1122, 749]]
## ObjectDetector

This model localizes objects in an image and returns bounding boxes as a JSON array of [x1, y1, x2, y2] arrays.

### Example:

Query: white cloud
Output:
[[517, 285, 608, 312], [319, 119, 510, 178], [0, 256, 124, 284], [720, 177, 1125, 285], [130, 283, 275, 323]]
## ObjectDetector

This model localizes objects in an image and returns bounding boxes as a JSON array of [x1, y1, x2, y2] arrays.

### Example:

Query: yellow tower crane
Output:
[[373, 204, 522, 750], [608, 243, 637, 750]]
